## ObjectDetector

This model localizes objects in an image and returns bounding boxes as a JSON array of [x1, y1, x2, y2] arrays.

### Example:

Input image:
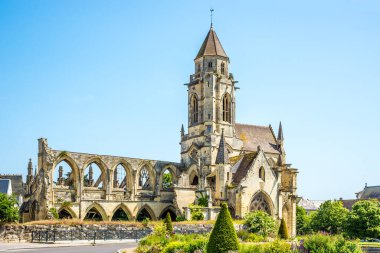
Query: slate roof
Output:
[[196, 26, 228, 59], [0, 179, 12, 195], [235, 123, 279, 154], [297, 198, 324, 211], [231, 152, 258, 184], [356, 185, 380, 199]]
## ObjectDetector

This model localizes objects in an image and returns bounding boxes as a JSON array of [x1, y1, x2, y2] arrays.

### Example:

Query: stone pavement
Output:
[[0, 239, 138, 252]]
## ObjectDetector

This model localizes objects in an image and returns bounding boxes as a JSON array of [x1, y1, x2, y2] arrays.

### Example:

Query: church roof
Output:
[[235, 123, 279, 154], [216, 130, 229, 164], [231, 152, 258, 184], [196, 26, 228, 59]]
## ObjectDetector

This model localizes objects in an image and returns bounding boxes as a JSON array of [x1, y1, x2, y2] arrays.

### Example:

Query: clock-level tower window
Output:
[[208, 61, 213, 68]]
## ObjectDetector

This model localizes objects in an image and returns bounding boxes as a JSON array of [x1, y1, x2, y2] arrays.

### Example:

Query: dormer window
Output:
[[208, 61, 213, 68], [221, 62, 225, 75]]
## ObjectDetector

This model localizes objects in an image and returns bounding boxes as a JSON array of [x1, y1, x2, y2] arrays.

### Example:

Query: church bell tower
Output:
[[181, 24, 238, 170]]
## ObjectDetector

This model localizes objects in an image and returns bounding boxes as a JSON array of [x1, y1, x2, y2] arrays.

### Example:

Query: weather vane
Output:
[[210, 8, 214, 27]]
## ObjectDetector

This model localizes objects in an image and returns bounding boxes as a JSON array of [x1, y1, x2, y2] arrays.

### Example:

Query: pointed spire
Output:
[[195, 26, 228, 59], [181, 124, 185, 137], [215, 129, 229, 164], [277, 122, 284, 141]]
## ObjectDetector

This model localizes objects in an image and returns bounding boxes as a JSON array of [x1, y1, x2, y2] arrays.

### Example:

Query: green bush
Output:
[[239, 240, 292, 253], [141, 217, 150, 227], [345, 200, 380, 239], [237, 230, 265, 242], [0, 193, 19, 223], [49, 208, 59, 219], [296, 205, 312, 235], [207, 202, 239, 253], [190, 206, 204, 221], [137, 232, 208, 253], [311, 200, 349, 234], [164, 212, 173, 235], [278, 218, 289, 239], [176, 214, 186, 221], [301, 234, 362, 253], [244, 210, 277, 238]]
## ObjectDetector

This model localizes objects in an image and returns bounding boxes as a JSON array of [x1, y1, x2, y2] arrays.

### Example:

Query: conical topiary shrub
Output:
[[278, 218, 289, 239], [164, 212, 173, 235], [207, 202, 239, 253]]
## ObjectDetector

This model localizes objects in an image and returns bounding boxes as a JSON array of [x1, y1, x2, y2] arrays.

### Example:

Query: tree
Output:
[[278, 218, 289, 239], [296, 205, 312, 235], [346, 200, 380, 239], [0, 193, 19, 223], [207, 202, 239, 253], [244, 210, 277, 238], [311, 200, 349, 234], [164, 212, 174, 235]]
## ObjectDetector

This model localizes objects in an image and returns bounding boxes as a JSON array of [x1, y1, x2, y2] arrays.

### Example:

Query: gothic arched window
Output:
[[139, 167, 150, 189], [259, 167, 265, 182], [222, 93, 231, 123], [191, 95, 199, 125], [221, 62, 225, 75]]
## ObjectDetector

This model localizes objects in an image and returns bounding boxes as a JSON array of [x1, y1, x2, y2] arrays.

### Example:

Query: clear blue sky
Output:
[[0, 1, 379, 200]]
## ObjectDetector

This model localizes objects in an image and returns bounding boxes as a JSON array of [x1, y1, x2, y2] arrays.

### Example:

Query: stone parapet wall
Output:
[[0, 223, 242, 243]]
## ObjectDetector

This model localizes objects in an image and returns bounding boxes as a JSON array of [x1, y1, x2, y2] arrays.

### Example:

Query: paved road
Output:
[[1, 242, 137, 253]]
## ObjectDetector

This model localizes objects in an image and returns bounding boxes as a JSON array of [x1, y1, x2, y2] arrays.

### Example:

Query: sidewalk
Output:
[[0, 239, 137, 252]]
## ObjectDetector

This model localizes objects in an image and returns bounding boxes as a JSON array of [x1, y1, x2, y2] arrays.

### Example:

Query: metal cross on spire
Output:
[[210, 8, 214, 28]]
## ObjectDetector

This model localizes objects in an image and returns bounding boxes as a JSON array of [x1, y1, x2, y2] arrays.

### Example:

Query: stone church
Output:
[[21, 24, 298, 236]]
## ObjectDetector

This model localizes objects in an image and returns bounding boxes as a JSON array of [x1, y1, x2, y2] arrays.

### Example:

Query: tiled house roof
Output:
[[231, 152, 258, 184]]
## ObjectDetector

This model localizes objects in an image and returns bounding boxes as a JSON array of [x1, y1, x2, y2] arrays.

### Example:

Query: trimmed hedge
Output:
[[206, 202, 239, 253], [278, 218, 289, 239]]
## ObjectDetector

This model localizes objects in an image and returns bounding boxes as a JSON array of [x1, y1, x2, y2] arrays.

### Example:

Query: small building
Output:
[[0, 174, 25, 205], [0, 179, 12, 195], [341, 184, 380, 210], [297, 198, 324, 214]]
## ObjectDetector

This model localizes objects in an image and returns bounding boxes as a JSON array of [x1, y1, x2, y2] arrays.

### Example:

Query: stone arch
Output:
[[161, 165, 177, 190], [58, 206, 77, 219], [249, 191, 275, 216], [111, 204, 132, 221], [82, 157, 108, 189], [282, 203, 292, 236], [84, 202, 107, 221], [159, 205, 177, 221], [111, 160, 133, 190], [188, 164, 199, 186], [136, 204, 156, 221], [137, 162, 155, 190], [51, 154, 80, 188]]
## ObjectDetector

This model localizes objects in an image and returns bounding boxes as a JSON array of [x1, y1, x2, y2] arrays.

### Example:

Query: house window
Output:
[[222, 93, 232, 123], [221, 62, 225, 75], [191, 95, 199, 124]]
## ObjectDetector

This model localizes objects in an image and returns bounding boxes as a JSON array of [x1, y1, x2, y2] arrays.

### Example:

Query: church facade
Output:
[[21, 25, 298, 236]]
